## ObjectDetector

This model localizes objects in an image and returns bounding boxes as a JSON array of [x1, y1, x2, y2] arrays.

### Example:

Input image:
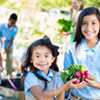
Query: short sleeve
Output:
[[64, 48, 74, 69], [55, 72, 64, 88], [24, 72, 39, 93]]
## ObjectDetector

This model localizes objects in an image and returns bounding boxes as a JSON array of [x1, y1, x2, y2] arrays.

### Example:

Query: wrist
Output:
[[63, 83, 70, 91]]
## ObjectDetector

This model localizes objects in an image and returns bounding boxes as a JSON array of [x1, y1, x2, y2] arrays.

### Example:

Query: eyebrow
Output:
[[34, 52, 49, 55]]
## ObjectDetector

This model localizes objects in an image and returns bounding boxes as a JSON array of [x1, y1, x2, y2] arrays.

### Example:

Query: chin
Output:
[[86, 36, 94, 40]]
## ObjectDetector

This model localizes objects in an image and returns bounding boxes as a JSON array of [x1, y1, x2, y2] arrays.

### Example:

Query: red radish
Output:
[[75, 71, 81, 78], [73, 79, 80, 84], [84, 70, 89, 78]]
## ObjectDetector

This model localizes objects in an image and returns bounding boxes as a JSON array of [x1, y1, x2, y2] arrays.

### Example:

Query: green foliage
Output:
[[0, 0, 28, 11], [6, 3, 17, 10], [57, 18, 73, 32], [38, 0, 71, 11], [0, 0, 6, 5], [85, 0, 100, 7], [33, 29, 44, 36]]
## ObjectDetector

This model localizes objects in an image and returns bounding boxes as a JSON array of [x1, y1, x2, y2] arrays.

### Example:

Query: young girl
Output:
[[22, 35, 85, 100], [64, 7, 100, 99]]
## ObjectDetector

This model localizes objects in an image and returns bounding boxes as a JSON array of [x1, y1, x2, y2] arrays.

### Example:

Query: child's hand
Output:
[[84, 74, 97, 87], [87, 74, 95, 80], [66, 78, 87, 89], [85, 78, 100, 88]]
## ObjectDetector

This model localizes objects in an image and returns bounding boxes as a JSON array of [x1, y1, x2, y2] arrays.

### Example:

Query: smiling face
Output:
[[81, 14, 100, 41], [31, 45, 55, 74]]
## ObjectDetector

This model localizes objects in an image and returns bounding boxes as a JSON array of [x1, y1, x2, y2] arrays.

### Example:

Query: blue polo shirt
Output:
[[0, 23, 18, 48], [64, 39, 100, 100]]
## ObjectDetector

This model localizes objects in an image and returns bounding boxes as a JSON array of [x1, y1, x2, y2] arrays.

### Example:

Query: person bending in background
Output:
[[0, 13, 18, 75]]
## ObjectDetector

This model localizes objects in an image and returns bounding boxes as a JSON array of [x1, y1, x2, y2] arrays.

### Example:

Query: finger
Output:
[[70, 78, 77, 81], [85, 78, 93, 83], [88, 74, 95, 80], [73, 81, 87, 88]]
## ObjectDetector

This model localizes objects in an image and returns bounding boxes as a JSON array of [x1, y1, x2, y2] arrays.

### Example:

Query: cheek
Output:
[[81, 25, 85, 31], [33, 62, 39, 67], [32, 57, 38, 64], [51, 57, 55, 63], [33, 58, 38, 63], [81, 27, 85, 35], [96, 25, 100, 32]]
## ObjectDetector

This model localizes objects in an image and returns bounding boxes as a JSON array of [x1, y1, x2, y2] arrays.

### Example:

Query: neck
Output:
[[86, 38, 98, 48], [44, 70, 49, 75]]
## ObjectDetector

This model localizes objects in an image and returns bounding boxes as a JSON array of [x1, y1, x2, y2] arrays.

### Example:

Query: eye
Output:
[[36, 55, 39, 58], [82, 22, 87, 25], [92, 21, 96, 25], [45, 55, 48, 58]]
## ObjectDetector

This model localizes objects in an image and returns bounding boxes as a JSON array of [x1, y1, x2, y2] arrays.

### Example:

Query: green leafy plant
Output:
[[57, 18, 73, 33]]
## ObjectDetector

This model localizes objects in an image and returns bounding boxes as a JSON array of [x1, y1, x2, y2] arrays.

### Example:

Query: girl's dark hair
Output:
[[22, 35, 59, 75], [74, 7, 100, 47]]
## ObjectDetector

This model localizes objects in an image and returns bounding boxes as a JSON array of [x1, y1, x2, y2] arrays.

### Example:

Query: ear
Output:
[[52, 57, 55, 63], [30, 59, 33, 63]]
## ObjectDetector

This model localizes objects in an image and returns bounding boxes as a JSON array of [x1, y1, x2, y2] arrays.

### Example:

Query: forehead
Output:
[[83, 14, 99, 22], [32, 45, 51, 53]]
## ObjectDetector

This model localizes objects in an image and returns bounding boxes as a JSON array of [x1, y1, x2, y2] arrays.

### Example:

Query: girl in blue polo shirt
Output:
[[22, 35, 85, 100], [64, 7, 100, 99]]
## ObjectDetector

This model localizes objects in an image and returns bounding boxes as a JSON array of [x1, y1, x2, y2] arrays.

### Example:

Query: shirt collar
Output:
[[37, 69, 54, 82], [79, 39, 100, 52], [6, 23, 15, 29]]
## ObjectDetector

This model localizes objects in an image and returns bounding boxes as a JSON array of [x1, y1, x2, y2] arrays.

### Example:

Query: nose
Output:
[[40, 56, 46, 63], [86, 23, 92, 32]]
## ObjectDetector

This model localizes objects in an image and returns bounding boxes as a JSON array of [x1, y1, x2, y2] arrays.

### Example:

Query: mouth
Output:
[[37, 64, 47, 67], [86, 32, 94, 38], [87, 32, 94, 36]]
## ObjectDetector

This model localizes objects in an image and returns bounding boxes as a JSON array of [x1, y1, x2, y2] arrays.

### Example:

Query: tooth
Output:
[[88, 32, 93, 36]]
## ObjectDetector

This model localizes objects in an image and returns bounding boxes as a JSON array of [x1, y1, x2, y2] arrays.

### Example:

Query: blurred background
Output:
[[0, 0, 99, 99]]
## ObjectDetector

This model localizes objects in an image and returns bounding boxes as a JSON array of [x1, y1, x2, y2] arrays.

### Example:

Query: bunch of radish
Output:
[[61, 64, 89, 83]]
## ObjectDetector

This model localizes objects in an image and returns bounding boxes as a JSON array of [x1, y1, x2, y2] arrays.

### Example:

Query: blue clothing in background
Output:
[[64, 39, 100, 100], [0, 23, 18, 48]]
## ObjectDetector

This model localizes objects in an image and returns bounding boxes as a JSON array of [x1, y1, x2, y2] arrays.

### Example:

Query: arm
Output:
[[31, 86, 51, 100], [7, 37, 13, 49], [31, 78, 87, 100], [31, 84, 67, 100], [56, 92, 64, 100]]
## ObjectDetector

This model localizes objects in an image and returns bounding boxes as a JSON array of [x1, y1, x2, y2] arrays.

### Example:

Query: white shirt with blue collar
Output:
[[64, 39, 100, 100]]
